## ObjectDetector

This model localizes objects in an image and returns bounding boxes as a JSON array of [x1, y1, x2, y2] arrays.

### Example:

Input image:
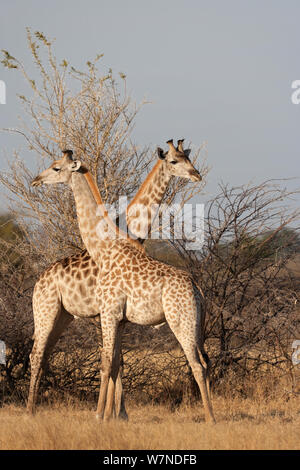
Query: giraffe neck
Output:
[[70, 169, 142, 263], [126, 160, 171, 239]]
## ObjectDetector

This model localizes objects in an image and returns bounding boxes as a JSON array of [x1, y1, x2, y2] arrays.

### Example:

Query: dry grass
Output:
[[0, 395, 299, 450]]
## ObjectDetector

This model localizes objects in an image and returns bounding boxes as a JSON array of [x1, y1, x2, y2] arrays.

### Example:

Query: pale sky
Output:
[[1, 0, 300, 210]]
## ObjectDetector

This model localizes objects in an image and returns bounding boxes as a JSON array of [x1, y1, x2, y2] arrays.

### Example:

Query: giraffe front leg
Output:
[[114, 349, 128, 420], [104, 321, 127, 420], [96, 348, 114, 421], [95, 293, 126, 421], [92, 314, 127, 419]]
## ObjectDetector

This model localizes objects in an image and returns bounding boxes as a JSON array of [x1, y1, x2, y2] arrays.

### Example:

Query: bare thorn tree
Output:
[[0, 29, 209, 405], [176, 180, 300, 397]]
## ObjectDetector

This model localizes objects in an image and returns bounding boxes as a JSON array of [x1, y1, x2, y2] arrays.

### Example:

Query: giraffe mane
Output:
[[83, 171, 144, 252], [127, 160, 163, 209]]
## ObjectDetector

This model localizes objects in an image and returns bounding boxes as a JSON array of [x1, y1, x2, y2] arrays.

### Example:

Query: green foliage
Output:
[[0, 214, 23, 243], [259, 227, 300, 258], [0, 214, 25, 267], [215, 227, 300, 272]]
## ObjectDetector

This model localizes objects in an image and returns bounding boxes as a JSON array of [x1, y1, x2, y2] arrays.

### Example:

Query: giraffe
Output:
[[27, 140, 203, 418], [31, 143, 215, 423]]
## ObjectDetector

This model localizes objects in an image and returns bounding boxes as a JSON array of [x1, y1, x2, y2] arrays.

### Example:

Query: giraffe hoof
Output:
[[103, 415, 113, 422], [26, 406, 35, 415], [207, 416, 216, 424]]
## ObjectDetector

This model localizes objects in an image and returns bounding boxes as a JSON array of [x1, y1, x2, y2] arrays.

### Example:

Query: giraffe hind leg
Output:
[[176, 334, 215, 423], [202, 350, 212, 402], [164, 307, 215, 423]]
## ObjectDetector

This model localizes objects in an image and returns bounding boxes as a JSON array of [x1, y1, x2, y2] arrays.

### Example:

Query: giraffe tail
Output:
[[190, 279, 209, 369], [197, 346, 210, 369]]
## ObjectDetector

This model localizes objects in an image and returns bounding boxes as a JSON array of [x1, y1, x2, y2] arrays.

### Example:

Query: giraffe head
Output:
[[157, 139, 202, 182], [31, 150, 82, 187]]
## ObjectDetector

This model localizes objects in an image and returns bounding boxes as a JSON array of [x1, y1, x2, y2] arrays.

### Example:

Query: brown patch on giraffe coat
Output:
[[59, 269, 67, 279], [60, 257, 71, 268], [132, 275, 140, 286], [82, 252, 90, 261], [79, 284, 87, 297], [87, 278, 94, 287], [72, 262, 81, 269], [139, 196, 149, 206]]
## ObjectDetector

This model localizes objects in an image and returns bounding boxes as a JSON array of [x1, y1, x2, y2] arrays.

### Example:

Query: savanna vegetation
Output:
[[0, 29, 299, 450]]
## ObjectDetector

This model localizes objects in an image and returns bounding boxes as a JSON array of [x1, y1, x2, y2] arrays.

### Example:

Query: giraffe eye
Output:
[[53, 167, 60, 172], [170, 161, 177, 165]]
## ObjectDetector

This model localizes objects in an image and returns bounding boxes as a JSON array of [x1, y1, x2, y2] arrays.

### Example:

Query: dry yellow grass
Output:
[[0, 395, 299, 450]]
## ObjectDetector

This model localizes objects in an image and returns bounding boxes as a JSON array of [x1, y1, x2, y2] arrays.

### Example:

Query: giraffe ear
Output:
[[157, 147, 166, 160], [184, 149, 191, 158], [71, 160, 82, 171]]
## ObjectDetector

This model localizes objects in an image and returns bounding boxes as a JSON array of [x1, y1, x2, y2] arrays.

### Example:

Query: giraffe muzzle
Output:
[[189, 170, 202, 182], [31, 176, 43, 187]]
